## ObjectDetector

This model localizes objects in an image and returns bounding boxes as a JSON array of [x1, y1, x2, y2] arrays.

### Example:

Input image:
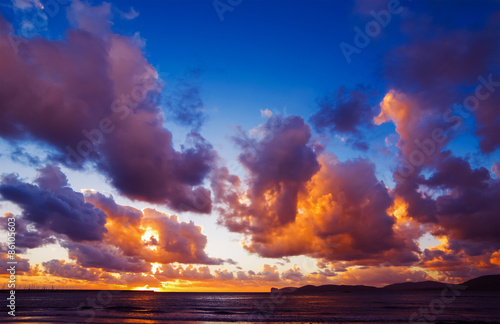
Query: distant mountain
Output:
[[383, 280, 448, 291], [271, 274, 500, 294], [462, 274, 500, 291]]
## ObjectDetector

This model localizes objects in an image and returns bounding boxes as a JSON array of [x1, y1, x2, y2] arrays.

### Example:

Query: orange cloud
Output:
[[84, 191, 223, 266], [374, 90, 416, 149], [218, 151, 420, 266]]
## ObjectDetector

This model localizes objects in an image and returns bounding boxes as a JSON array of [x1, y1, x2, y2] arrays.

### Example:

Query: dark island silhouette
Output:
[[271, 274, 500, 294]]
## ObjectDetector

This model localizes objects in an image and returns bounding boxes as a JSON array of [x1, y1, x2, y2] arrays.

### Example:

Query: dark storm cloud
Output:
[[61, 241, 151, 273], [310, 86, 377, 135], [424, 152, 500, 246], [0, 165, 107, 242], [42, 259, 102, 281], [3, 213, 56, 252]]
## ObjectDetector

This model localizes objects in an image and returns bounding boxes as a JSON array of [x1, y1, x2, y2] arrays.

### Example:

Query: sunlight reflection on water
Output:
[[3, 290, 499, 323]]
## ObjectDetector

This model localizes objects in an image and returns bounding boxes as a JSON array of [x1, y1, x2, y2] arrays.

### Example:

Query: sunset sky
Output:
[[0, 0, 499, 292]]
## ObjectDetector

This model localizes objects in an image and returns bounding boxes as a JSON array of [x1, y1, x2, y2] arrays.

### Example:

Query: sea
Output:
[[1, 290, 499, 323]]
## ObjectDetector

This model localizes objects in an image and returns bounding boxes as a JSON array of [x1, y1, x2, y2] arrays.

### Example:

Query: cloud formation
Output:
[[85, 191, 222, 266], [371, 10, 500, 278], [384, 13, 500, 153], [0, 166, 223, 279], [0, 0, 499, 291], [424, 152, 500, 249], [310, 86, 376, 135], [0, 166, 108, 242], [0, 2, 215, 213], [216, 115, 320, 233], [165, 70, 207, 131], [215, 116, 419, 265]]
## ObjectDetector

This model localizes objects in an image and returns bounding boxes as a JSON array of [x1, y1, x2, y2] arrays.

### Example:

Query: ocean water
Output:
[[2, 290, 499, 323]]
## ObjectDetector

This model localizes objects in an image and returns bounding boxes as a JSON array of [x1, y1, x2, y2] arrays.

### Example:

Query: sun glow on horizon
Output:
[[133, 285, 161, 292]]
